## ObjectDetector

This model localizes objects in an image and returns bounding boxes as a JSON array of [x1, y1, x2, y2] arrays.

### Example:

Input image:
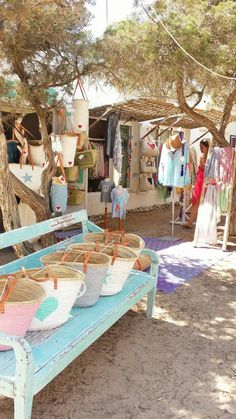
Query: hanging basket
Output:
[[83, 232, 145, 257], [76, 131, 88, 151], [72, 98, 89, 134], [68, 243, 137, 296], [18, 265, 86, 331], [139, 173, 154, 191], [140, 155, 157, 174], [41, 251, 110, 307], [75, 149, 97, 169], [50, 182, 68, 214], [140, 137, 159, 156], [67, 185, 84, 205], [28, 141, 46, 167], [56, 166, 79, 183], [60, 133, 78, 167], [0, 276, 45, 351]]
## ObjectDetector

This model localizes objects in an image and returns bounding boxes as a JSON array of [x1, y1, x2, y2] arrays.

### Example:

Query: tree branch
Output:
[[176, 75, 228, 146], [219, 83, 236, 136]]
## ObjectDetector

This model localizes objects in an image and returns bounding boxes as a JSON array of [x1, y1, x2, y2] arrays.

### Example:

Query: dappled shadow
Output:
[[0, 208, 235, 418], [0, 257, 235, 418]]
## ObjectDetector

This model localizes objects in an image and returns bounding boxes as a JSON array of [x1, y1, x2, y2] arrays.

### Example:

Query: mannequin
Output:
[[111, 185, 129, 230], [99, 177, 115, 229]]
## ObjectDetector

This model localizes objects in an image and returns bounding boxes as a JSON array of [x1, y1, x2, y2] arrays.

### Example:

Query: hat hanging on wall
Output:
[[166, 133, 182, 150]]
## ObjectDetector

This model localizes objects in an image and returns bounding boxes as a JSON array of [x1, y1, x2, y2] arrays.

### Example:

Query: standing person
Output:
[[182, 139, 209, 228]]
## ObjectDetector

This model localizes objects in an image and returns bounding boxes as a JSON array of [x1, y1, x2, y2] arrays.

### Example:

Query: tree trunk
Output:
[[11, 173, 56, 247], [0, 121, 34, 257], [33, 105, 56, 201], [176, 76, 228, 146]]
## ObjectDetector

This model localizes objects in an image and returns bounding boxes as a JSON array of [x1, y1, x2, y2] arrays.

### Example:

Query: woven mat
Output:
[[143, 237, 232, 293], [54, 230, 231, 293]]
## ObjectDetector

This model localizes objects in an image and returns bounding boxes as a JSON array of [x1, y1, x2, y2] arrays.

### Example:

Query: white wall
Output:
[[67, 119, 236, 218]]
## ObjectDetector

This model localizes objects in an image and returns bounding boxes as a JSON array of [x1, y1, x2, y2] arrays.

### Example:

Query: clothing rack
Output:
[[171, 188, 192, 225], [90, 138, 105, 142], [218, 148, 236, 251], [194, 144, 235, 251]]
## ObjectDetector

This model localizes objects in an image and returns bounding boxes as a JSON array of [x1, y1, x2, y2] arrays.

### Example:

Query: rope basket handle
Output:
[[0, 276, 18, 314], [21, 267, 58, 289], [111, 243, 119, 265], [104, 230, 128, 246], [72, 78, 88, 101], [95, 242, 101, 252], [60, 251, 91, 273], [90, 241, 118, 265]]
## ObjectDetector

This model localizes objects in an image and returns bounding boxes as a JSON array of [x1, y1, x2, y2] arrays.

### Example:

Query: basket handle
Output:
[[111, 243, 118, 265], [94, 242, 101, 252], [21, 266, 58, 289], [27, 274, 58, 290], [72, 78, 87, 100], [105, 229, 128, 246], [82, 252, 90, 273], [0, 276, 18, 314], [60, 250, 90, 273]]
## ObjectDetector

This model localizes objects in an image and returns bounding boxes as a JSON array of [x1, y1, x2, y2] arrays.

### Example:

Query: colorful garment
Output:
[[192, 154, 207, 205], [111, 187, 129, 219], [158, 142, 190, 188], [113, 124, 122, 173], [196, 184, 217, 245], [172, 143, 190, 188], [99, 179, 115, 203], [158, 144, 174, 186]]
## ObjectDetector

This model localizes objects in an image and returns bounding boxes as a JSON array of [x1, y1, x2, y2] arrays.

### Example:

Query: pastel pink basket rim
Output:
[[0, 278, 46, 305]]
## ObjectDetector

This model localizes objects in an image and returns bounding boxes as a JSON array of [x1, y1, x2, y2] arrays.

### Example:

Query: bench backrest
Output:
[[0, 210, 101, 250]]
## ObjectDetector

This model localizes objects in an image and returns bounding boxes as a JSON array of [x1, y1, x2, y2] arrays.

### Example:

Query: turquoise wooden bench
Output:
[[0, 210, 159, 419]]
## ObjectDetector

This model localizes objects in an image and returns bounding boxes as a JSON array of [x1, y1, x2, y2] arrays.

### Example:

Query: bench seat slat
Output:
[[33, 271, 154, 394], [0, 271, 153, 386]]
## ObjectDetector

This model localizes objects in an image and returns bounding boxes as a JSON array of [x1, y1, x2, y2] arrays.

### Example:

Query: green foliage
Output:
[[0, 0, 96, 106], [96, 0, 236, 106]]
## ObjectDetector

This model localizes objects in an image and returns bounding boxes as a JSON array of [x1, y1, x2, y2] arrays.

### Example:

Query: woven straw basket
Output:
[[83, 232, 145, 257], [68, 243, 137, 296], [41, 251, 110, 307], [0, 276, 45, 351], [19, 265, 86, 331]]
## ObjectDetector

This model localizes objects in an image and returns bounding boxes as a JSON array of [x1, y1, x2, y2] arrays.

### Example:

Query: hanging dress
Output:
[[111, 187, 129, 219], [192, 154, 207, 205]]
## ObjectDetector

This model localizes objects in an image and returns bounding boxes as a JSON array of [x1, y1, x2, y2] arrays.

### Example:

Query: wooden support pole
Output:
[[104, 203, 108, 230], [222, 148, 236, 251]]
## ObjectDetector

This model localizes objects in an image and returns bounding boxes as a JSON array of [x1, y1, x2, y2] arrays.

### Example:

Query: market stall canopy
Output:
[[0, 98, 35, 115], [89, 97, 236, 129]]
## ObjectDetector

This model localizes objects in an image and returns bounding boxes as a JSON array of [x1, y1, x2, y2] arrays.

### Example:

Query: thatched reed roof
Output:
[[89, 97, 236, 129], [0, 98, 35, 114]]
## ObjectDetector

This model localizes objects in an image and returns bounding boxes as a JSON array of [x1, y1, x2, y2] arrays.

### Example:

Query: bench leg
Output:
[[146, 287, 156, 319], [14, 391, 33, 419], [12, 339, 34, 419]]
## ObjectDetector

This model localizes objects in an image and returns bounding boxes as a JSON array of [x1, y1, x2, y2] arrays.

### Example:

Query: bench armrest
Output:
[[139, 248, 159, 286]]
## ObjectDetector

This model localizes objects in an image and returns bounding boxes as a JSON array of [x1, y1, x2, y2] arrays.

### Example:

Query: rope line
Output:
[[140, 1, 236, 81]]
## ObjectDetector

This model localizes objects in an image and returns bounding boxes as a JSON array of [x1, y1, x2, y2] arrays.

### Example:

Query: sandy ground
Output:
[[0, 207, 236, 419]]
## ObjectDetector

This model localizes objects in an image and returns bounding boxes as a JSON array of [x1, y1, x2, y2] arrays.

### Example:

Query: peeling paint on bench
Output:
[[0, 210, 159, 419]]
